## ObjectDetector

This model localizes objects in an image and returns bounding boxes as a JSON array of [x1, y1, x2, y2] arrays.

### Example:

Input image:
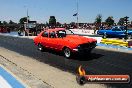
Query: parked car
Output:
[[34, 28, 97, 58], [97, 27, 132, 38], [0, 26, 8, 33]]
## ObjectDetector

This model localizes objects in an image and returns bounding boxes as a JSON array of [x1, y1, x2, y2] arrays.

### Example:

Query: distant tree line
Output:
[[0, 15, 132, 31], [0, 20, 17, 25], [95, 14, 132, 28]]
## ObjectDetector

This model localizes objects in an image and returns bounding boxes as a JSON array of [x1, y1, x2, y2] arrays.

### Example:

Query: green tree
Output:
[[0, 21, 2, 25], [118, 18, 124, 26], [3, 21, 8, 25], [95, 14, 102, 24], [19, 17, 28, 24], [95, 14, 102, 29], [56, 22, 61, 27], [49, 16, 56, 27], [45, 21, 49, 26], [105, 16, 114, 26], [9, 20, 15, 24]]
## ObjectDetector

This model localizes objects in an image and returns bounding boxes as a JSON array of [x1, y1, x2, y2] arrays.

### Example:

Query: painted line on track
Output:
[[0, 65, 28, 88]]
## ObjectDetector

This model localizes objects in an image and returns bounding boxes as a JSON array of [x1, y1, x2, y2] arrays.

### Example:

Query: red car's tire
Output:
[[38, 44, 44, 52], [63, 47, 72, 58]]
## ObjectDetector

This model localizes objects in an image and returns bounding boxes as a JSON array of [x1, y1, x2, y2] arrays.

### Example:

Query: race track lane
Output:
[[0, 35, 132, 88]]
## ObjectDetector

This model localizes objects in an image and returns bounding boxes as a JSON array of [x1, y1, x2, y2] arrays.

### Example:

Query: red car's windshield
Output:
[[65, 29, 74, 35], [56, 29, 74, 38]]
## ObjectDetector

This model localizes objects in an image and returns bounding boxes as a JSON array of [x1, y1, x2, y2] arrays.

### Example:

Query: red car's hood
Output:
[[64, 35, 96, 44]]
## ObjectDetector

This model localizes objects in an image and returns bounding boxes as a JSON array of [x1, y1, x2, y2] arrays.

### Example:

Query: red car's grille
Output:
[[79, 42, 96, 49], [80, 43, 90, 48]]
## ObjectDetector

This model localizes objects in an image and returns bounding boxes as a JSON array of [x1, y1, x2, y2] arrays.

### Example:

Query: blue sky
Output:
[[0, 0, 131, 23]]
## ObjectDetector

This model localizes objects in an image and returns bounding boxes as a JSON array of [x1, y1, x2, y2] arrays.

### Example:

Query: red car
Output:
[[34, 28, 97, 58]]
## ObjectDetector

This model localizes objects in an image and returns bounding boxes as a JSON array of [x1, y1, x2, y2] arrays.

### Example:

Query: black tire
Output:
[[63, 47, 72, 58], [128, 34, 132, 39], [38, 44, 44, 52], [102, 32, 107, 38]]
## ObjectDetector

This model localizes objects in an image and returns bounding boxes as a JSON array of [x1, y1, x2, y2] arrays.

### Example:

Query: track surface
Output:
[[0, 35, 132, 88]]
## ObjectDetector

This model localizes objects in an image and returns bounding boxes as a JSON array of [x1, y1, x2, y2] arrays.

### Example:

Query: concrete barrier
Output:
[[69, 29, 102, 43], [69, 29, 97, 35], [84, 36, 102, 43], [101, 39, 132, 47]]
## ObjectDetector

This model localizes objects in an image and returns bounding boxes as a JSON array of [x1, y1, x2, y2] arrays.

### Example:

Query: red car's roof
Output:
[[47, 28, 65, 32]]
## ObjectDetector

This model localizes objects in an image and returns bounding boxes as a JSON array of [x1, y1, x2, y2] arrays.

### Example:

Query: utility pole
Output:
[[77, 0, 79, 28], [124, 16, 129, 40], [27, 9, 29, 28], [24, 8, 29, 36], [26, 8, 29, 36]]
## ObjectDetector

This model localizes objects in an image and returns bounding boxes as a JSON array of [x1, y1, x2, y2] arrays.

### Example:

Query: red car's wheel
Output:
[[63, 47, 71, 58], [38, 44, 44, 52]]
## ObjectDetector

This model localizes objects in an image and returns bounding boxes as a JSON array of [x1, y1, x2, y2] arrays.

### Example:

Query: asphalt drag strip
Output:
[[0, 35, 132, 88], [0, 47, 106, 88]]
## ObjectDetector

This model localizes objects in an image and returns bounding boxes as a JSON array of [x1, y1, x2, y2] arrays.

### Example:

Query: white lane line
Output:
[[0, 75, 12, 88]]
